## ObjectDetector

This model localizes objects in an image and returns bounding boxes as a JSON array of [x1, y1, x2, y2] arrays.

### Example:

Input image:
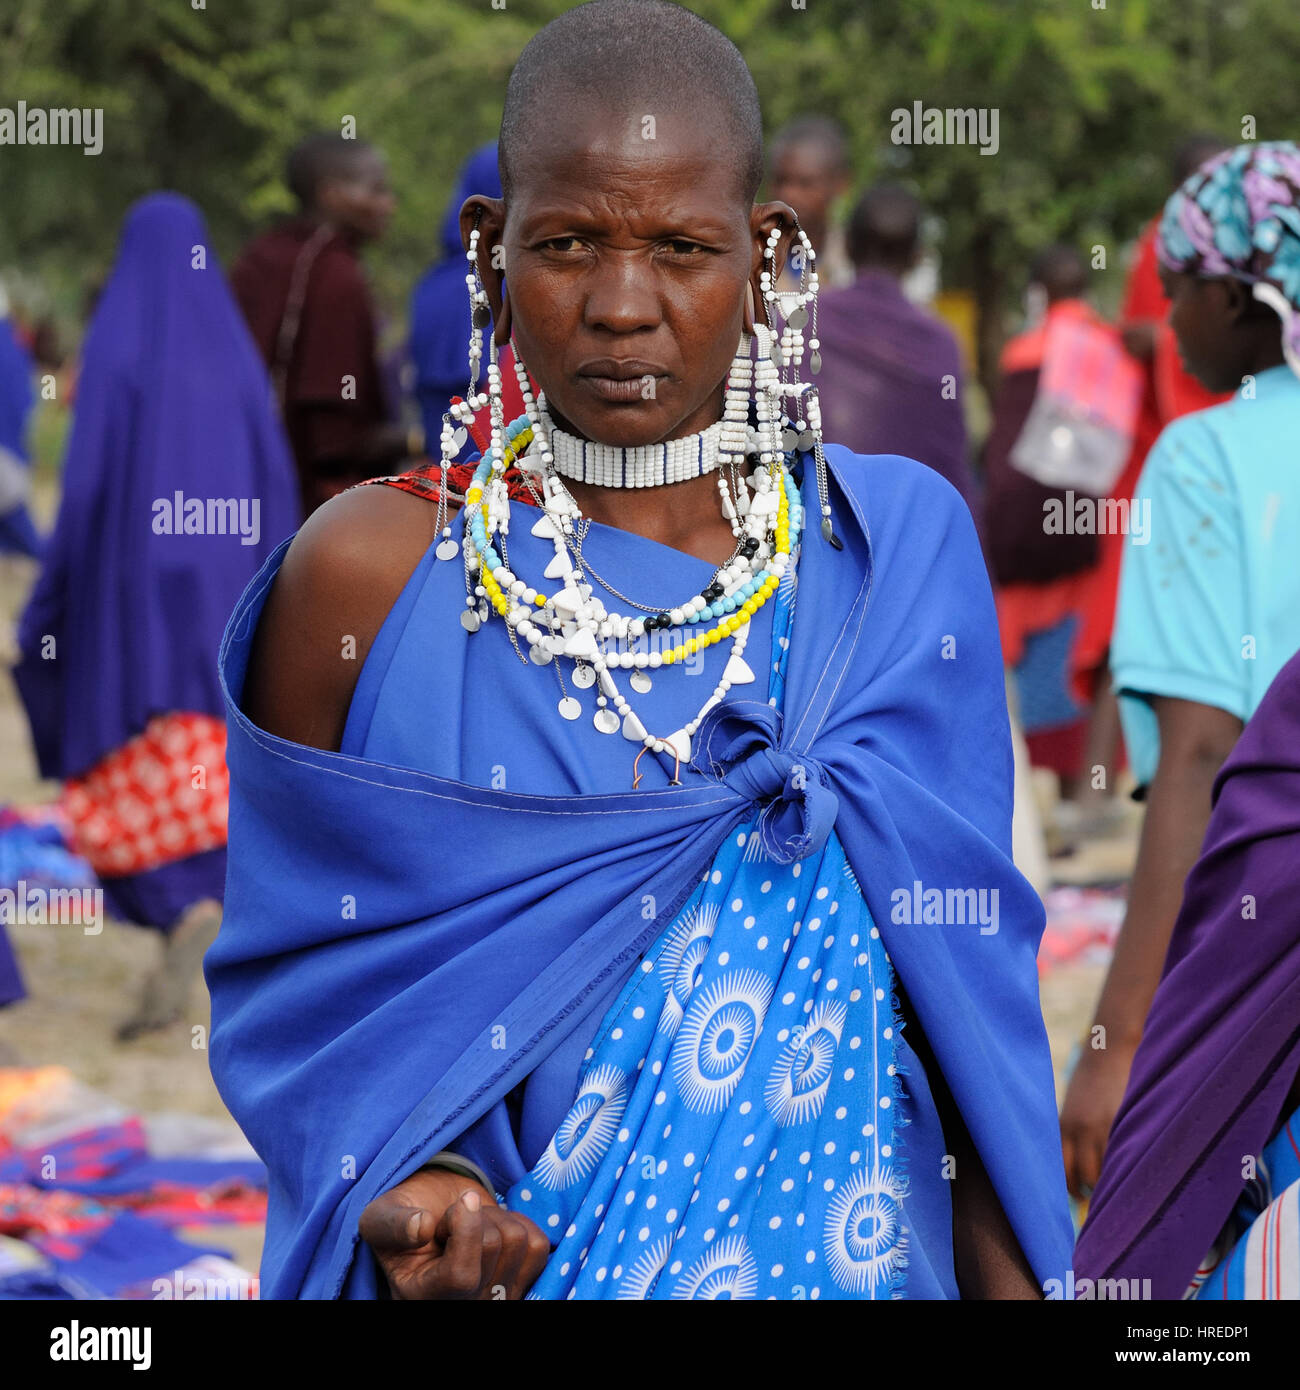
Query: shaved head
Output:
[[848, 183, 922, 272], [769, 116, 849, 176], [286, 133, 378, 210], [1030, 243, 1087, 303], [499, 0, 764, 205]]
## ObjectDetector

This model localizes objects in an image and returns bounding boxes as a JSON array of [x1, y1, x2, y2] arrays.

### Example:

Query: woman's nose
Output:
[[583, 253, 661, 334]]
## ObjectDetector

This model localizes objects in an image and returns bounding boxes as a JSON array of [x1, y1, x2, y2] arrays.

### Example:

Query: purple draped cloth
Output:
[[814, 271, 976, 516], [14, 193, 300, 784], [1074, 648, 1300, 1298]]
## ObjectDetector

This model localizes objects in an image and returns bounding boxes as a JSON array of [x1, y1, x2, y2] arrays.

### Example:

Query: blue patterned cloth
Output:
[[1193, 1104, 1300, 1301], [510, 832, 905, 1300], [506, 555, 908, 1299]]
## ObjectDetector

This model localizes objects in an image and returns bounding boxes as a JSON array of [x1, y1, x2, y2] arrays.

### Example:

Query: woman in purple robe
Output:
[[9, 193, 299, 1037]]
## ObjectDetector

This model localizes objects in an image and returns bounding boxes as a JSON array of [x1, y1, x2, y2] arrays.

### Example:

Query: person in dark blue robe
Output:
[[408, 143, 502, 450]]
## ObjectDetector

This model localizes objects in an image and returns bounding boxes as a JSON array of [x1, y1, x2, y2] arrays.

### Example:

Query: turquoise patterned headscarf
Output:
[[1158, 140, 1300, 379]]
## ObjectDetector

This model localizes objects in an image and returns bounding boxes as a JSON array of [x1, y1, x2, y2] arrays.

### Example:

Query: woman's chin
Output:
[[548, 391, 688, 447]]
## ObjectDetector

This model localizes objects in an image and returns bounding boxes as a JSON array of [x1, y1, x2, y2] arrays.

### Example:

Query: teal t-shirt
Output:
[[1112, 364, 1300, 788]]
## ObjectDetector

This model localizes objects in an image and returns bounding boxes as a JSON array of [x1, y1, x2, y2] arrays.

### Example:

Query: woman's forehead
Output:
[[510, 170, 748, 240], [507, 105, 749, 211]]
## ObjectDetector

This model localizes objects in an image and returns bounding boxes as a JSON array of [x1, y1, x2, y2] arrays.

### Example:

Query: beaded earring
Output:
[[716, 329, 754, 537], [758, 219, 842, 550], [435, 215, 495, 564]]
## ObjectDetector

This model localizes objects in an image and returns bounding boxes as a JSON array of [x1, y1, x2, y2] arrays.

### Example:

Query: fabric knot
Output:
[[693, 700, 838, 864]]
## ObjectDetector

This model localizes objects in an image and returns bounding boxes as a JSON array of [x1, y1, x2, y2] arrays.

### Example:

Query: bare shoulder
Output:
[[242, 484, 448, 751]]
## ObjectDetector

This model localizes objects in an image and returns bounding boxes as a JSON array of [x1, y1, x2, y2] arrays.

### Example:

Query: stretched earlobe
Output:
[[494, 281, 513, 346]]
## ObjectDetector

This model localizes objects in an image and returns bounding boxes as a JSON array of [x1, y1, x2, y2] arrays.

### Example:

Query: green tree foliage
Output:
[[1, 0, 1296, 380]]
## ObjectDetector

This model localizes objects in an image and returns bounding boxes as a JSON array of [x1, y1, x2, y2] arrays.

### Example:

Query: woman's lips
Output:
[[579, 374, 666, 404]]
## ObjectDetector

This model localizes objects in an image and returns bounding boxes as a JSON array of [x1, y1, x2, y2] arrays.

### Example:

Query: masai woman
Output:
[[209, 0, 1070, 1300], [0, 289, 43, 561]]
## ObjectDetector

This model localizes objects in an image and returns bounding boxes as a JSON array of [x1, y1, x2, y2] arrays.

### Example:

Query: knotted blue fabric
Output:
[[695, 700, 838, 865]]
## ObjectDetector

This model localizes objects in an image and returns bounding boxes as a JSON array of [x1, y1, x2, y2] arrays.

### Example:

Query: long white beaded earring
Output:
[[485, 331, 509, 537], [759, 219, 841, 549], [435, 215, 493, 563], [717, 327, 753, 535], [752, 321, 784, 482]]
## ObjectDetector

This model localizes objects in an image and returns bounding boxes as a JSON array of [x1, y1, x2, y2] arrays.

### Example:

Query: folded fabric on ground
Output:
[[0, 816, 101, 1007], [1038, 884, 1126, 975], [0, 1067, 265, 1298]]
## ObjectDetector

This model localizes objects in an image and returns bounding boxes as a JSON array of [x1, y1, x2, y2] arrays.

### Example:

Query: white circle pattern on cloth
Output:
[[534, 1064, 628, 1191], [823, 1165, 906, 1295], [764, 999, 847, 1127], [616, 1236, 674, 1300], [671, 969, 775, 1115], [655, 901, 720, 1037], [671, 1234, 760, 1301]]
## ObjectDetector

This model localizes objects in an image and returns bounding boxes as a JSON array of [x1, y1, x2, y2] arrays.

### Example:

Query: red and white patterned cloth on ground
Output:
[[59, 713, 228, 878]]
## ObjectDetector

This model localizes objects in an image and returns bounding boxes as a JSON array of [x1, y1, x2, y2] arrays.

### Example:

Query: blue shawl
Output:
[[208, 445, 1072, 1298]]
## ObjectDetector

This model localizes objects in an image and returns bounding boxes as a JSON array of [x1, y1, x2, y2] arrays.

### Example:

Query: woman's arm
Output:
[[239, 483, 556, 1297], [900, 988, 1040, 1299], [241, 483, 443, 750], [1060, 694, 1243, 1197]]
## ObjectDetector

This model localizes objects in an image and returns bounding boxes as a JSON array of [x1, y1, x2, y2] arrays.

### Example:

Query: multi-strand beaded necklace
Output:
[[456, 349, 803, 786]]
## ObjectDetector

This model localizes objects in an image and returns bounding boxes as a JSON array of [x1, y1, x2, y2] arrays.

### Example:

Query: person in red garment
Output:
[[230, 133, 417, 515], [983, 246, 1133, 796]]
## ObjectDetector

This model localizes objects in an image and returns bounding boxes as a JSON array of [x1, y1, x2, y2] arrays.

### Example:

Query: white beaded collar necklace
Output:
[[542, 405, 724, 489]]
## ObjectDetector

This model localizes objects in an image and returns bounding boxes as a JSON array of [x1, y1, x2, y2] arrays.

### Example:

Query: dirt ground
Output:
[[0, 472, 1138, 1283]]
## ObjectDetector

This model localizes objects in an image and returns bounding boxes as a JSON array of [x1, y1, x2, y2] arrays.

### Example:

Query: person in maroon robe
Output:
[[814, 183, 975, 518], [231, 133, 417, 515]]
